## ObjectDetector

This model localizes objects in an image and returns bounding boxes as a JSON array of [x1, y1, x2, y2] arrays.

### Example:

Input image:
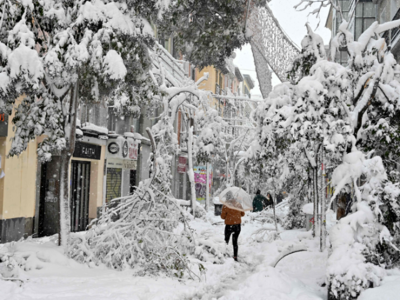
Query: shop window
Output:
[[106, 168, 122, 203]]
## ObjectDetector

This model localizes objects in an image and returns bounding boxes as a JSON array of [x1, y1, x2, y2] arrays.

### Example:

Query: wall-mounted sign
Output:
[[178, 156, 187, 173], [122, 141, 128, 158], [0, 113, 8, 137], [108, 142, 120, 154], [128, 140, 138, 160], [123, 160, 137, 170], [74, 142, 101, 160], [107, 158, 137, 170]]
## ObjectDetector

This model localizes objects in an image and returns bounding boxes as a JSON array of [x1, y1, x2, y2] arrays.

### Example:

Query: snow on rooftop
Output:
[[81, 122, 108, 135]]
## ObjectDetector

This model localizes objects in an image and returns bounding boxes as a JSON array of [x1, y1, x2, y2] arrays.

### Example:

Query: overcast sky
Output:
[[234, 0, 332, 99]]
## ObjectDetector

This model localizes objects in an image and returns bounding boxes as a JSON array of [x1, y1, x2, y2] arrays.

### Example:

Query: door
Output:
[[70, 161, 91, 232], [129, 169, 136, 194], [38, 158, 62, 237]]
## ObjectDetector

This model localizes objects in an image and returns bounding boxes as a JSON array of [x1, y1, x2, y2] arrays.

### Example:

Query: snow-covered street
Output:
[[2, 211, 400, 300], [0, 211, 328, 300]]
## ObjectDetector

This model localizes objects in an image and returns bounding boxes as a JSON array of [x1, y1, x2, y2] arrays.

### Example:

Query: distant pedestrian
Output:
[[252, 190, 267, 212], [265, 192, 273, 209], [220, 191, 244, 262]]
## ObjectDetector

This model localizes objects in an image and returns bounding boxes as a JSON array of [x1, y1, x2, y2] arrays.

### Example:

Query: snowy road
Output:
[[1, 212, 329, 300]]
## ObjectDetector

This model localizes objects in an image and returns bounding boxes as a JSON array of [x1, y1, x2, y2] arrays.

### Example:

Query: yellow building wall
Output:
[[196, 66, 217, 93], [196, 66, 229, 116], [0, 106, 38, 220]]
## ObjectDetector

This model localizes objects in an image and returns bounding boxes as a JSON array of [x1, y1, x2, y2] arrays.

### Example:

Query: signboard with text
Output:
[[177, 156, 187, 173], [73, 142, 101, 160]]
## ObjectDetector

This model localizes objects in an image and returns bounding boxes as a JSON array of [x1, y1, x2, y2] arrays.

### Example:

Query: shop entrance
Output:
[[38, 158, 61, 237], [70, 161, 91, 232], [130, 169, 136, 194]]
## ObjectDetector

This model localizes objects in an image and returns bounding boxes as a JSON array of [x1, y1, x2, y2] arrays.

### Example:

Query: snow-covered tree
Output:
[[327, 151, 400, 299], [1, 0, 162, 247], [254, 10, 400, 297], [157, 0, 267, 68], [69, 64, 210, 277]]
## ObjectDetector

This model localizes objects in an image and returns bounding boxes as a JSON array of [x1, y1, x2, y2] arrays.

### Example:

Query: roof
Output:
[[235, 67, 244, 82], [243, 74, 255, 89], [325, 4, 333, 30]]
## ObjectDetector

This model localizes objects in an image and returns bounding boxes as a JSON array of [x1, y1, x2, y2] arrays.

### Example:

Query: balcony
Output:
[[382, 8, 400, 46]]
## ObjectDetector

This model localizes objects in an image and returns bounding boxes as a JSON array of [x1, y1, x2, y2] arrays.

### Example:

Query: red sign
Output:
[[128, 141, 138, 160], [178, 156, 187, 173]]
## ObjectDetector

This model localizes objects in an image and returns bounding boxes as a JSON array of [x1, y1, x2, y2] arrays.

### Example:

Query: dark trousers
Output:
[[225, 224, 241, 257]]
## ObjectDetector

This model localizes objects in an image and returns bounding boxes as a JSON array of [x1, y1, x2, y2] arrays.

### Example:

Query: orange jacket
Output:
[[221, 205, 245, 225]]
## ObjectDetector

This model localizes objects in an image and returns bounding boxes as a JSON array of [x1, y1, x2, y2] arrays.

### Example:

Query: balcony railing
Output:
[[382, 8, 400, 46]]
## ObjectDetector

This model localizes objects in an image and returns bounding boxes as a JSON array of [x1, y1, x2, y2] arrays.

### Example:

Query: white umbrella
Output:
[[218, 187, 253, 212]]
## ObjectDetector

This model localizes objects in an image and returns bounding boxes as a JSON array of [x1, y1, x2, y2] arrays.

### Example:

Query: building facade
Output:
[[325, 0, 400, 63]]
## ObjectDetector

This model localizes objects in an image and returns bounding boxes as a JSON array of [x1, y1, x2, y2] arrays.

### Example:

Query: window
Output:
[[334, 0, 351, 35], [354, 1, 375, 40], [335, 49, 349, 66], [391, 0, 398, 20], [108, 108, 116, 132], [191, 66, 196, 81]]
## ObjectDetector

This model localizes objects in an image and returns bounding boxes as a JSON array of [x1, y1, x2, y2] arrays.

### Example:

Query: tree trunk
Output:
[[206, 162, 210, 211], [188, 126, 196, 216], [59, 81, 79, 248], [59, 149, 72, 248], [315, 165, 320, 239], [321, 150, 326, 250], [320, 152, 323, 252], [312, 167, 316, 237], [272, 191, 278, 232]]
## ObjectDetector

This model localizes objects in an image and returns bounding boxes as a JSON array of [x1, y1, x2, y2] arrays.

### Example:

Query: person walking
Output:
[[252, 190, 267, 212], [220, 192, 244, 262]]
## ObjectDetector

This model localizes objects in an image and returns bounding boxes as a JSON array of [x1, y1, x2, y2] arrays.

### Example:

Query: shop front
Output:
[[37, 137, 106, 236], [105, 134, 139, 203]]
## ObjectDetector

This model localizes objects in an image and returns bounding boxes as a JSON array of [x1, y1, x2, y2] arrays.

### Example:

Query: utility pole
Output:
[[206, 162, 210, 211], [188, 126, 196, 217]]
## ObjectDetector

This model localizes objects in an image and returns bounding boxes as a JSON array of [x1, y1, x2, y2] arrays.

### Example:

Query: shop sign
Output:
[[123, 160, 137, 170], [129, 142, 138, 160], [0, 112, 8, 137], [107, 158, 137, 170], [108, 142, 120, 154], [178, 156, 187, 173], [74, 142, 101, 160], [122, 141, 128, 158]]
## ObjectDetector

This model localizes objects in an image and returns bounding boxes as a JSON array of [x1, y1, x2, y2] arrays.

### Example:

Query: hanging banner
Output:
[[193, 166, 213, 201]]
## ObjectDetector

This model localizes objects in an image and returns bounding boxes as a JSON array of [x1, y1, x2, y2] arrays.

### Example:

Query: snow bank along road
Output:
[[2, 211, 398, 300]]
